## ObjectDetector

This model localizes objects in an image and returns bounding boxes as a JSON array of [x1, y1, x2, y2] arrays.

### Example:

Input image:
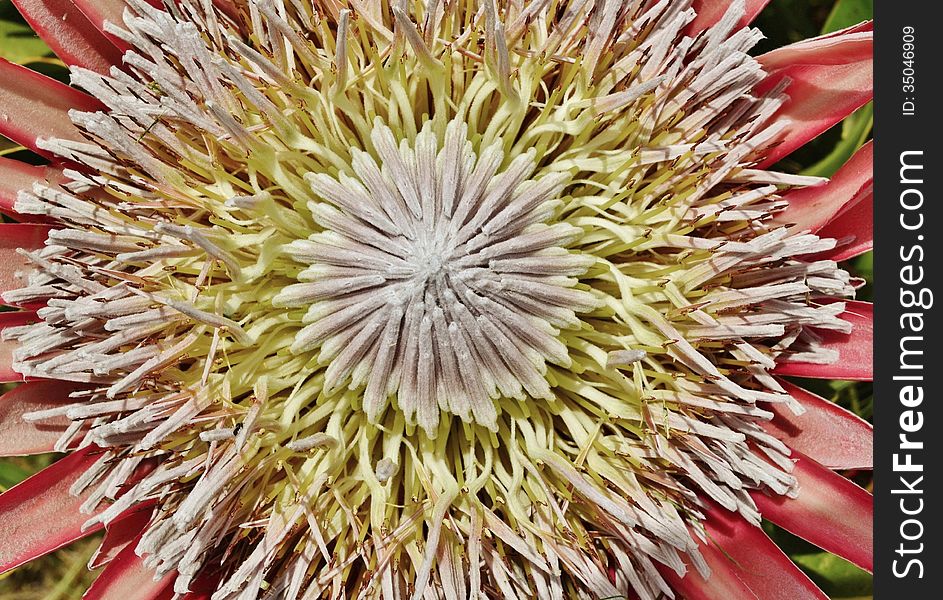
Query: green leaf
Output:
[[792, 552, 873, 598], [0, 461, 31, 490], [796, 0, 873, 178], [822, 0, 873, 34], [0, 18, 51, 65], [853, 251, 873, 284]]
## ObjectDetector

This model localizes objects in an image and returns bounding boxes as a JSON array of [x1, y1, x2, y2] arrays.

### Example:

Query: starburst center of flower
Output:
[[274, 118, 598, 434]]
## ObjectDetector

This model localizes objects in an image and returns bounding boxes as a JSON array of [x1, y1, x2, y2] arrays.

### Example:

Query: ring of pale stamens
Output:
[[274, 118, 597, 435]]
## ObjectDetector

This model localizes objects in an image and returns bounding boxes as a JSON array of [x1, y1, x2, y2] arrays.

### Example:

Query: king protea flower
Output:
[[0, 0, 873, 598]]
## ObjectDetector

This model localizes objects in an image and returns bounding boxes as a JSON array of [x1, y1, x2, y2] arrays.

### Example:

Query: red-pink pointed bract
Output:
[[765, 378, 873, 470], [0, 58, 102, 156], [0, 0, 872, 599], [0, 446, 106, 574], [0, 380, 84, 456], [753, 452, 874, 572], [668, 502, 830, 600], [774, 140, 873, 234], [10, 0, 125, 74], [775, 300, 874, 380], [0, 224, 50, 301], [757, 22, 873, 167]]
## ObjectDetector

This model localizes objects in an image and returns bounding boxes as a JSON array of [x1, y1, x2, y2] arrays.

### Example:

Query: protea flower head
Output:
[[0, 1, 873, 599]]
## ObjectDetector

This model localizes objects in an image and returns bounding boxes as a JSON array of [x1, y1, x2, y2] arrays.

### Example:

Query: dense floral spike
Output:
[[0, 1, 872, 599], [273, 117, 597, 434]]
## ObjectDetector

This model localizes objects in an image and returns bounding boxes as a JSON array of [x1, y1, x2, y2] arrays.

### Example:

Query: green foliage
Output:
[[0, 454, 54, 492], [823, 0, 874, 33], [0, 2, 51, 65], [0, 18, 48, 64], [753, 0, 837, 52], [0, 461, 29, 490], [794, 553, 873, 598]]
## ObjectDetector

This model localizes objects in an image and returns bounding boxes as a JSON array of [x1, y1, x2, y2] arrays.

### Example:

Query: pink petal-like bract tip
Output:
[[0, 446, 105, 574], [0, 57, 101, 156], [686, 0, 771, 35], [10, 0, 124, 75], [757, 24, 872, 166], [664, 503, 828, 600], [753, 451, 874, 572], [0, 310, 39, 382], [775, 141, 873, 233], [0, 380, 83, 456], [84, 535, 175, 600], [765, 378, 873, 470], [1, 224, 52, 303], [775, 301, 873, 380]]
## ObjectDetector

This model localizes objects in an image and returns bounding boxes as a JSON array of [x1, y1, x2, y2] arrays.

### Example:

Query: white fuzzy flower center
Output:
[[275, 118, 598, 434]]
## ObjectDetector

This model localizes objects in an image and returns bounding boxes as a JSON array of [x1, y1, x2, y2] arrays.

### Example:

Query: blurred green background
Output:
[[0, 0, 874, 598]]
